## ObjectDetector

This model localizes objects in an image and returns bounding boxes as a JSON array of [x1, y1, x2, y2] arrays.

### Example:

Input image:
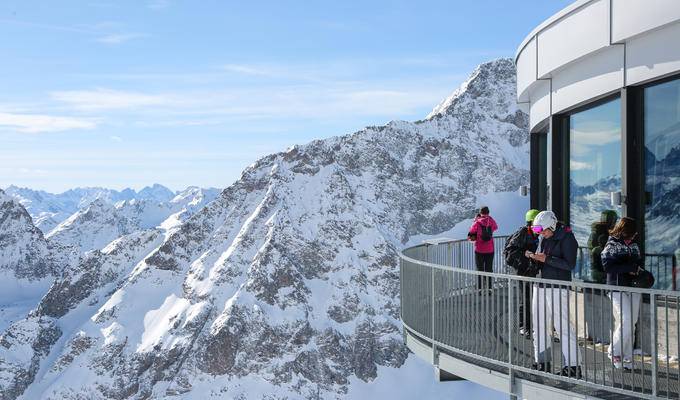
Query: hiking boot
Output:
[[623, 358, 633, 371], [559, 366, 582, 379], [633, 348, 649, 356], [531, 362, 551, 373]]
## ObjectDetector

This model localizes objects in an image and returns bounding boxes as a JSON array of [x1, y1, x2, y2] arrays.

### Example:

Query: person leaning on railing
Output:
[[526, 210, 583, 379], [601, 217, 646, 371], [503, 209, 540, 338]]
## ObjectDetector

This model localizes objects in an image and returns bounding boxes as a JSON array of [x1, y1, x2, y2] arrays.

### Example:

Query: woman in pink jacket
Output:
[[468, 206, 498, 289]]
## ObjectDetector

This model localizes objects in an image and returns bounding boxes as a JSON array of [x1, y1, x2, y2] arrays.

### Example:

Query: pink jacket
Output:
[[469, 215, 498, 254]]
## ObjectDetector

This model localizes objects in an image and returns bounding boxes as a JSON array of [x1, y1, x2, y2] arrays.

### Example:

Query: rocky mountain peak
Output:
[[426, 58, 522, 124], [0, 59, 530, 400], [0, 189, 54, 280]]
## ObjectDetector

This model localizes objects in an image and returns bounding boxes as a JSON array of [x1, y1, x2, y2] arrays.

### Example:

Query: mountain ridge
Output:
[[0, 57, 529, 400]]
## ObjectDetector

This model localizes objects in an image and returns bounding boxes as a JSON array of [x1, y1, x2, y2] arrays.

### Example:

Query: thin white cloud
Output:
[[96, 33, 146, 44], [221, 64, 274, 76], [16, 168, 49, 177], [0, 112, 97, 133], [570, 160, 593, 171], [0, 18, 91, 34], [147, 0, 169, 10], [571, 127, 620, 144], [51, 88, 172, 110], [570, 125, 620, 156], [110, 135, 123, 142]]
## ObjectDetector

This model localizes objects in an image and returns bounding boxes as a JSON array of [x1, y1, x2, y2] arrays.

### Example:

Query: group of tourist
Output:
[[467, 206, 652, 378]]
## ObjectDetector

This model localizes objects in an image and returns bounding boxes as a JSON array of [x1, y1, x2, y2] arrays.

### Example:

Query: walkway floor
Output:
[[438, 285, 680, 398]]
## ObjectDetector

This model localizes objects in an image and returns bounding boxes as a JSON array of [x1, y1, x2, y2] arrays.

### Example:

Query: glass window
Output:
[[531, 131, 548, 210], [569, 98, 622, 253], [644, 78, 680, 263], [537, 132, 548, 209]]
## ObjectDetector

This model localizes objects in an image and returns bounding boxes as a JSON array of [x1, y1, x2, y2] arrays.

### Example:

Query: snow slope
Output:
[[0, 58, 528, 400]]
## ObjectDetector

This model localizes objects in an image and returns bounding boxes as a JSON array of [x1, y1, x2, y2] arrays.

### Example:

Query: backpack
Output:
[[480, 224, 493, 242]]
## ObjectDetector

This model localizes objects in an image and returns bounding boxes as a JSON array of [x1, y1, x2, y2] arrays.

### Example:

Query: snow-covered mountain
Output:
[[45, 187, 220, 253], [0, 190, 78, 332], [4, 184, 218, 234], [0, 58, 529, 400]]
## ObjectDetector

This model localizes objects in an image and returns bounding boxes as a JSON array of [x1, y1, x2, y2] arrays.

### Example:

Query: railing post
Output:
[[427, 244, 437, 366], [507, 276, 515, 397], [673, 255, 677, 291], [399, 257, 403, 323], [651, 293, 658, 397]]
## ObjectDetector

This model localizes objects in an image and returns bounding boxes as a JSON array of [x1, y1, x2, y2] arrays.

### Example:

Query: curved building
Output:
[[516, 0, 680, 271], [399, 3, 680, 400]]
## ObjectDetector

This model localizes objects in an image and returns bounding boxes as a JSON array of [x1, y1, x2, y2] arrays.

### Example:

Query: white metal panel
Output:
[[627, 21, 680, 85], [529, 80, 551, 131], [515, 379, 589, 400], [537, 0, 609, 78], [405, 332, 432, 364], [515, 0, 595, 61], [551, 46, 624, 114], [438, 353, 510, 394], [518, 102, 530, 114], [516, 36, 537, 102], [611, 0, 680, 42]]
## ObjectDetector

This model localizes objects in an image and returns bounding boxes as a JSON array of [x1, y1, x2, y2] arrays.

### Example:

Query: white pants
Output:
[[532, 285, 581, 366], [608, 292, 641, 360]]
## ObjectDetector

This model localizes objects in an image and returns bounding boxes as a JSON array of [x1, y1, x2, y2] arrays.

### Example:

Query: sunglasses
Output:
[[531, 225, 544, 233]]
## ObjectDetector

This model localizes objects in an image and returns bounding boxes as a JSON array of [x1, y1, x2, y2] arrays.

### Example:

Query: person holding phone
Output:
[[526, 211, 582, 379], [601, 217, 644, 370]]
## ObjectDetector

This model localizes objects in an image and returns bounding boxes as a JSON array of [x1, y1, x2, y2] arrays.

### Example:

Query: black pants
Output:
[[475, 252, 494, 289], [519, 280, 532, 331]]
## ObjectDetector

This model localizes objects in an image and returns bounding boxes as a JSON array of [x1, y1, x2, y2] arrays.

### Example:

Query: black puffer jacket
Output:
[[536, 223, 578, 282], [601, 235, 642, 287], [503, 225, 539, 277]]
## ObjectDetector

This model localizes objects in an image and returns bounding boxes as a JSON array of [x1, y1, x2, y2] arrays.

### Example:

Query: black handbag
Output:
[[631, 269, 655, 289]]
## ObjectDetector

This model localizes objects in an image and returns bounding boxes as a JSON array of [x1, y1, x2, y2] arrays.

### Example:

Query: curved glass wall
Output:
[[644, 78, 680, 266], [569, 98, 622, 252]]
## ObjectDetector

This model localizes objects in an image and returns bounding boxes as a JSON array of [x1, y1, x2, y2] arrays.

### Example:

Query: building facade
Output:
[[515, 0, 680, 281]]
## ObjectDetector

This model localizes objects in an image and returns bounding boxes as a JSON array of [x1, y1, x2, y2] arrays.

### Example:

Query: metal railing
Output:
[[400, 237, 680, 399], [575, 247, 678, 290]]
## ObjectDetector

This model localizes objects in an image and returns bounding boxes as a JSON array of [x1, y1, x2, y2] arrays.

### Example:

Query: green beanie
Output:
[[600, 210, 618, 227], [525, 209, 540, 223]]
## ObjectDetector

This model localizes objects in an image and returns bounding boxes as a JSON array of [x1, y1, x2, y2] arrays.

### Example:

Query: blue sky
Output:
[[0, 0, 572, 192]]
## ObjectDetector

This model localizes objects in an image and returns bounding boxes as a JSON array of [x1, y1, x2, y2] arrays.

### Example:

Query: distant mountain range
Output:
[[0, 58, 529, 400], [4, 184, 219, 234]]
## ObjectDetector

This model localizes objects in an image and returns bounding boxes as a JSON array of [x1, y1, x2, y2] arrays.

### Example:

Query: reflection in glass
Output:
[[535, 131, 548, 209], [546, 128, 552, 209], [645, 78, 680, 283], [569, 98, 622, 245], [568, 98, 621, 282]]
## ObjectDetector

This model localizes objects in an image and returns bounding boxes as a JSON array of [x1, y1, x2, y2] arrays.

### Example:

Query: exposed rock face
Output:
[[0, 58, 529, 399], [0, 189, 55, 280]]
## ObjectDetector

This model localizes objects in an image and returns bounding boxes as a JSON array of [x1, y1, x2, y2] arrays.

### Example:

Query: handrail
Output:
[[400, 236, 680, 399]]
